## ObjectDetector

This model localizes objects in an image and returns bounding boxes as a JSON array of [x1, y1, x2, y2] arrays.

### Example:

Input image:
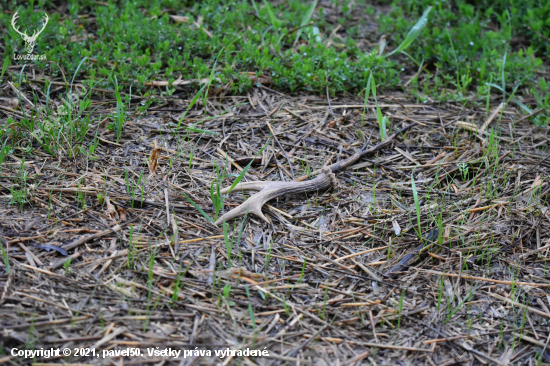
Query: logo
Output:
[[11, 10, 48, 60]]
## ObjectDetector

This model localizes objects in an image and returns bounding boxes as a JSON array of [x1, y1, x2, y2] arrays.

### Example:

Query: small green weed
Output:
[[63, 258, 71, 274], [0, 241, 9, 274]]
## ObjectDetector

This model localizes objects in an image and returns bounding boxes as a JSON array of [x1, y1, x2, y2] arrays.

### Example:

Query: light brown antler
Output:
[[214, 167, 337, 226], [213, 123, 415, 226]]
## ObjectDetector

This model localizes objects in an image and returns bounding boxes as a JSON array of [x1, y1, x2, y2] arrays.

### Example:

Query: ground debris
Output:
[[1, 86, 549, 365]]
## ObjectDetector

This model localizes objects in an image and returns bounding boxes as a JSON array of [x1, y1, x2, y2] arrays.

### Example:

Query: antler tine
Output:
[[214, 191, 271, 226], [218, 181, 275, 195], [214, 168, 336, 226], [11, 11, 27, 37]]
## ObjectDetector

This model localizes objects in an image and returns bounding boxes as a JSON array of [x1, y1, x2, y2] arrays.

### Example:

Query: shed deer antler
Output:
[[11, 11, 49, 54], [214, 167, 337, 226], [213, 124, 414, 226]]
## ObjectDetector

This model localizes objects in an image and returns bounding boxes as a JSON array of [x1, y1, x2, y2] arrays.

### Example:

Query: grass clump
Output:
[[379, 0, 548, 106], [2, 0, 547, 119]]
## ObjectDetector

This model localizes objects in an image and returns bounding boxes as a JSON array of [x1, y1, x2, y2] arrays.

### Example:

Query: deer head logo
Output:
[[11, 10, 49, 54]]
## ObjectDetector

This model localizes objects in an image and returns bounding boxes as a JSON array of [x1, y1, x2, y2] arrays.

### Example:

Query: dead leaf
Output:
[[378, 35, 387, 56], [104, 197, 118, 221], [70, 34, 89, 42], [169, 15, 189, 23], [444, 224, 451, 240], [234, 157, 262, 166], [216, 267, 266, 282], [148, 140, 160, 175], [241, 72, 271, 84], [98, 116, 109, 129], [146, 77, 219, 87], [145, 72, 270, 93], [8, 98, 19, 109], [117, 207, 127, 221], [392, 220, 401, 235], [455, 121, 480, 132], [532, 175, 542, 189]]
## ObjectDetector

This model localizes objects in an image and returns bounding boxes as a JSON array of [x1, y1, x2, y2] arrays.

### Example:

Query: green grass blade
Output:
[[293, 0, 317, 46], [411, 175, 421, 237], [361, 72, 372, 126], [0, 57, 11, 84], [177, 44, 232, 135], [371, 75, 386, 141], [511, 97, 532, 114], [17, 65, 28, 119], [444, 287, 475, 324], [112, 76, 125, 143], [181, 192, 214, 223], [176, 125, 218, 135], [251, 1, 262, 21], [501, 50, 507, 97], [486, 83, 504, 92], [380, 116, 387, 141], [387, 6, 432, 57], [223, 222, 231, 268], [226, 139, 270, 194], [202, 46, 226, 113], [175, 83, 208, 133], [0, 242, 9, 274], [69, 57, 88, 95], [0, 140, 11, 167], [262, 0, 279, 30]]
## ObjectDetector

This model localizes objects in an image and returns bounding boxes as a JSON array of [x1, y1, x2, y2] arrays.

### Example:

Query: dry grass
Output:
[[1, 81, 550, 365]]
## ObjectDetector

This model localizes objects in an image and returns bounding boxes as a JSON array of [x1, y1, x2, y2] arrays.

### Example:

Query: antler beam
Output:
[[214, 123, 414, 226]]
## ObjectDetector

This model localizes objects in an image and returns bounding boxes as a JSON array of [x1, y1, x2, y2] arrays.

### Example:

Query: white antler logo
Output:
[[11, 10, 49, 54]]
